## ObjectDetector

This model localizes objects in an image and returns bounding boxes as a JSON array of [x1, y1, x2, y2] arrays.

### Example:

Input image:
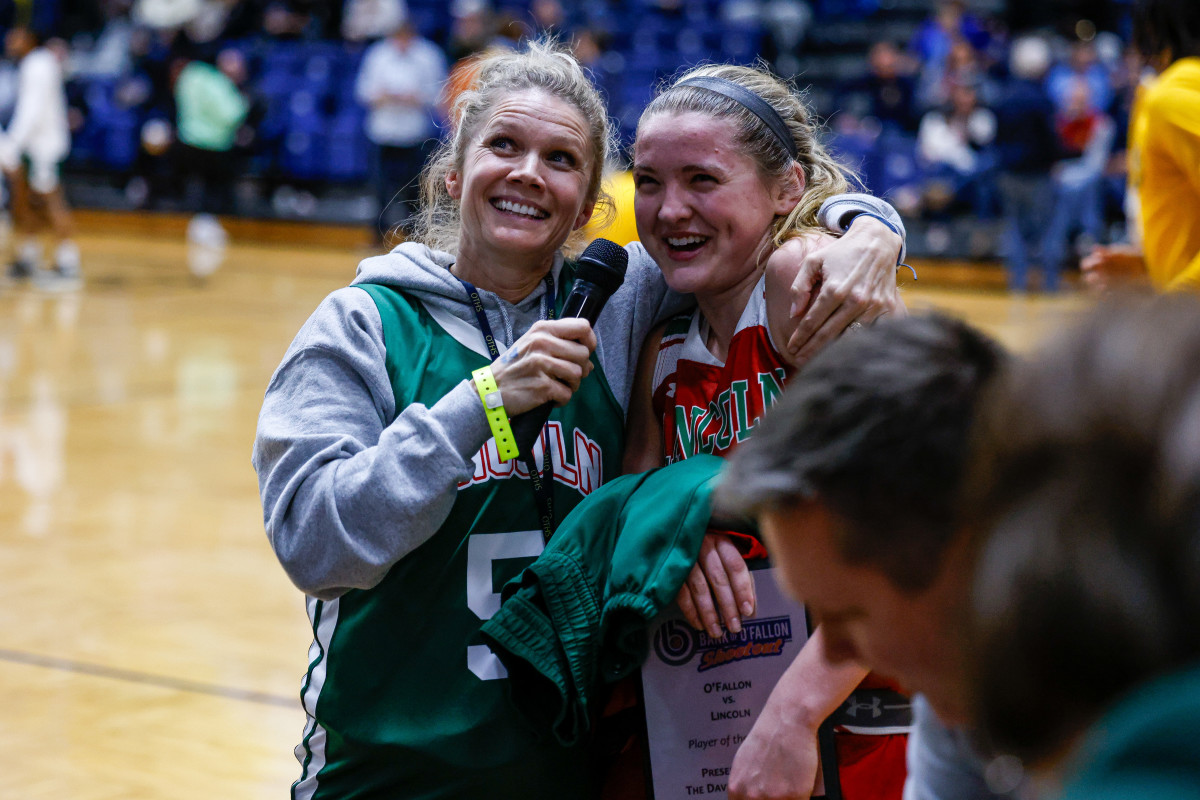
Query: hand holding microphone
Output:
[[496, 238, 628, 454], [488, 318, 597, 415]]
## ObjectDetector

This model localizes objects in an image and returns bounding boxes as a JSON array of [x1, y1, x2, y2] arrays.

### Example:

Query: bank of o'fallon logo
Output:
[[653, 616, 793, 672]]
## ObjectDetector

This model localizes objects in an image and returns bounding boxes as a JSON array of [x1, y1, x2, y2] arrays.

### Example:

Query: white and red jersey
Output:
[[652, 276, 794, 464], [651, 279, 911, 799]]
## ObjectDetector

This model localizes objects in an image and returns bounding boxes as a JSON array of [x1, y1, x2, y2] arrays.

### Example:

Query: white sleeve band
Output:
[[818, 193, 908, 264]]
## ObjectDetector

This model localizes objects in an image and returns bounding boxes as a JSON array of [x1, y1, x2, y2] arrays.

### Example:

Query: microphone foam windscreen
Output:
[[575, 238, 628, 294]]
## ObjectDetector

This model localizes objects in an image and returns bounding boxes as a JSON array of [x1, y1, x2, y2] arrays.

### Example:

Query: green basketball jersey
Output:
[[294, 273, 625, 800]]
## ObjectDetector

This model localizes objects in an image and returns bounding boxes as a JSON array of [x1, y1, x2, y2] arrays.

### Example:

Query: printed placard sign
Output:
[[641, 566, 810, 799]]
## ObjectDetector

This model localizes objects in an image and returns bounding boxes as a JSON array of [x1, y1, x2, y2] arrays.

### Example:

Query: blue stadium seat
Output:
[[876, 132, 919, 195], [282, 130, 324, 181], [720, 25, 762, 63], [302, 53, 334, 98], [262, 45, 302, 79], [100, 110, 138, 170], [327, 113, 369, 181], [257, 66, 295, 100]]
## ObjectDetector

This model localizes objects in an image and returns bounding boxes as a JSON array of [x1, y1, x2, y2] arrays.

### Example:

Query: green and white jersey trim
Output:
[[293, 595, 339, 800]]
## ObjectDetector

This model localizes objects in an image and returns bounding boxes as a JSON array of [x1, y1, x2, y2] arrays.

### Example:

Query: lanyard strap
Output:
[[459, 272, 558, 542]]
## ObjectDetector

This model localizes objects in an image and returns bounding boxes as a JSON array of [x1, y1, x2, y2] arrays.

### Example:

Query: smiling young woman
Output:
[[633, 111, 800, 308], [623, 63, 911, 800]]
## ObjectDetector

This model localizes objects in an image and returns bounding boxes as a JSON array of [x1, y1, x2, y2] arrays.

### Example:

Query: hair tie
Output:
[[677, 76, 798, 160]]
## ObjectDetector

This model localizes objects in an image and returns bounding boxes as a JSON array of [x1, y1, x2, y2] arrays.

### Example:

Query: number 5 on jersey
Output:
[[466, 530, 544, 680]]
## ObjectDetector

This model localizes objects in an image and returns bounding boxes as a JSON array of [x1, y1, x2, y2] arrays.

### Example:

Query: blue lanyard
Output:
[[458, 272, 558, 542]]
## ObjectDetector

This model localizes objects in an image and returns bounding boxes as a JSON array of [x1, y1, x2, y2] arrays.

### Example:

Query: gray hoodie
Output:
[[252, 195, 903, 600]]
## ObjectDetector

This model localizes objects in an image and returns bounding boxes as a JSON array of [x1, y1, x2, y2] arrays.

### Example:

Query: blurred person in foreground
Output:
[[714, 314, 1013, 800], [1082, 0, 1200, 292], [253, 40, 907, 799], [964, 295, 1200, 800], [1, 24, 80, 290]]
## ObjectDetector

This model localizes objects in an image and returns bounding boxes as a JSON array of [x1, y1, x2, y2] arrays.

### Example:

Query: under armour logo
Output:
[[843, 693, 883, 719]]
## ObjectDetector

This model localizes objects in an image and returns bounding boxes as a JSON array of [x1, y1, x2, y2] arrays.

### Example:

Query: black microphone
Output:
[[510, 238, 629, 455]]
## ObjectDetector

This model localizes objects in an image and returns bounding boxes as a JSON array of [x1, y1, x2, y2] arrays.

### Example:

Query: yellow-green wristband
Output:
[[472, 365, 518, 462]]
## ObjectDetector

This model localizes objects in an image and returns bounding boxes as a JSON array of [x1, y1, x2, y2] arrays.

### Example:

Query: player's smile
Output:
[[633, 111, 793, 297], [489, 197, 551, 219]]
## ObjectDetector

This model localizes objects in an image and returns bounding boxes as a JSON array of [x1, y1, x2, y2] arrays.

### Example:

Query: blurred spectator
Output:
[[993, 35, 1061, 292], [840, 40, 918, 133], [916, 79, 996, 218], [761, 0, 813, 76], [69, 0, 135, 79], [220, 0, 331, 41], [173, 48, 249, 214], [1046, 38, 1114, 116], [909, 0, 991, 75], [1055, 78, 1115, 178], [342, 0, 408, 43], [183, 0, 239, 47], [354, 17, 446, 244], [261, 2, 310, 38], [1037, 79, 1115, 288], [127, 116, 173, 208], [132, 0, 204, 30], [570, 26, 608, 73], [917, 36, 995, 112], [1, 25, 81, 290], [1098, 44, 1147, 237], [530, 0, 567, 37], [447, 0, 494, 63]]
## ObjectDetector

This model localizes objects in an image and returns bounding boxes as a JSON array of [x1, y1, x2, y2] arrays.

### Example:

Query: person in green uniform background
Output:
[[252, 41, 907, 799]]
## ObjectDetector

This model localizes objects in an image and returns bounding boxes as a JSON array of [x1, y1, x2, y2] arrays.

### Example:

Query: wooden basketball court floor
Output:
[[0, 215, 1092, 799]]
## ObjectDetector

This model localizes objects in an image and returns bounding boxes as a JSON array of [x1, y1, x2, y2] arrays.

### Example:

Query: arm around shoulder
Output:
[[764, 232, 835, 367], [779, 194, 908, 364]]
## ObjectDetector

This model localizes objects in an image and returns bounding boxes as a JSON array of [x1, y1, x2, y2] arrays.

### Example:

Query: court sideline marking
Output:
[[0, 647, 296, 708]]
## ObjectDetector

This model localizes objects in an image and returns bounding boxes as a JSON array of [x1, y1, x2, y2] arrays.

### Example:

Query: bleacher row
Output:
[[67, 0, 1079, 260], [70, 37, 373, 181], [66, 0, 934, 185]]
